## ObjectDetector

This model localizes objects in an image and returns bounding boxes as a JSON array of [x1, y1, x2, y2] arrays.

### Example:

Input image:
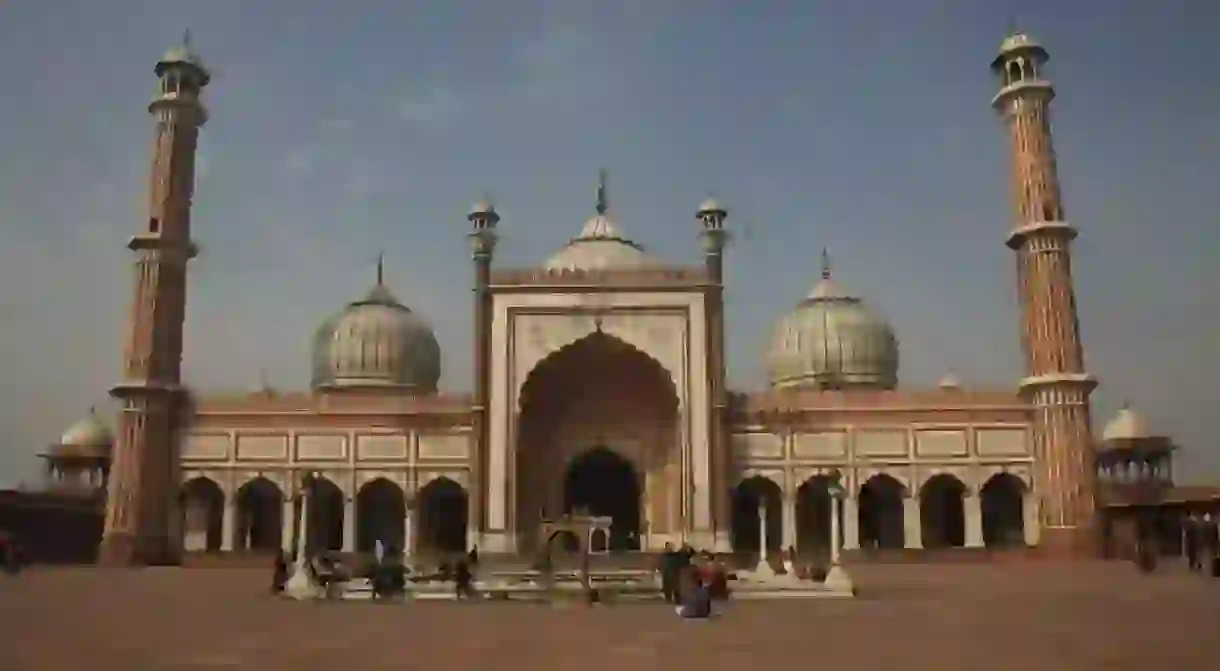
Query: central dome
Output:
[[765, 252, 899, 390], [543, 171, 660, 271], [311, 260, 441, 392]]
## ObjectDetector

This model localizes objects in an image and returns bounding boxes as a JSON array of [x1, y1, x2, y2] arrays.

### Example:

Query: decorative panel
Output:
[[975, 428, 1029, 456], [915, 430, 968, 457], [792, 432, 847, 459], [356, 434, 409, 461], [731, 433, 783, 459], [297, 434, 347, 461], [182, 433, 230, 461], [235, 434, 288, 461], [418, 433, 470, 460], [854, 430, 908, 457]]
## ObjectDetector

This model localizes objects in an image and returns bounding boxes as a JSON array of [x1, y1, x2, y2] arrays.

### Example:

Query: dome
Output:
[[765, 252, 899, 390], [937, 371, 963, 390], [543, 170, 661, 272], [155, 31, 210, 84], [311, 262, 441, 392], [54, 408, 113, 456], [1101, 405, 1152, 442]]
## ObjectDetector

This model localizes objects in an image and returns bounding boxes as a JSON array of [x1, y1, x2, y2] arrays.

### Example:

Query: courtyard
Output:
[[1, 561, 1218, 670]]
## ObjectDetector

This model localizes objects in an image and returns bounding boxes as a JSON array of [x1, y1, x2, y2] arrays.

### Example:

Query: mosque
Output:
[[11, 31, 1218, 567]]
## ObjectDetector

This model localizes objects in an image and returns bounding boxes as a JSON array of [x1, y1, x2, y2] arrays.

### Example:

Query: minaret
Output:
[[697, 197, 731, 551], [468, 195, 499, 547], [991, 32, 1098, 557], [98, 34, 210, 565]]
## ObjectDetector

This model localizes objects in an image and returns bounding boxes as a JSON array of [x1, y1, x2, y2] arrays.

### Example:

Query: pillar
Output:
[[1023, 492, 1041, 546], [964, 493, 984, 548], [220, 496, 235, 552], [781, 491, 796, 550], [903, 497, 922, 549], [403, 507, 415, 556], [281, 497, 295, 554], [342, 497, 356, 552], [842, 496, 860, 550]]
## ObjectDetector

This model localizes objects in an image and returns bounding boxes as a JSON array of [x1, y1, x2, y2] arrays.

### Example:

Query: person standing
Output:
[[1183, 514, 1200, 571], [1202, 513, 1220, 577], [658, 543, 678, 604]]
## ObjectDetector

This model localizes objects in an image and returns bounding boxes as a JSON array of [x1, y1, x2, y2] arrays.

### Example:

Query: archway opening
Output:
[[181, 477, 224, 552], [858, 474, 906, 550], [236, 477, 283, 552], [562, 447, 641, 551], [515, 331, 679, 550], [356, 478, 406, 554], [306, 477, 344, 554], [730, 476, 782, 554], [920, 474, 967, 549], [980, 473, 1026, 547], [796, 475, 841, 559], [418, 477, 467, 555]]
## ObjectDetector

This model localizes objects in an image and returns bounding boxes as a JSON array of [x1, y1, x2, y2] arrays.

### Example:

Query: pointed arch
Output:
[[517, 330, 678, 413], [795, 474, 842, 558], [417, 476, 467, 555], [980, 472, 1027, 547], [562, 447, 642, 550], [730, 475, 783, 554], [235, 477, 283, 552], [858, 473, 906, 550], [356, 477, 406, 554], [306, 476, 345, 554], [919, 473, 967, 549], [181, 477, 224, 552]]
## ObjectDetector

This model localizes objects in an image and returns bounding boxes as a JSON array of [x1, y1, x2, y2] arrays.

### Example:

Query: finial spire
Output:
[[375, 250, 385, 285], [183, 28, 193, 49], [820, 248, 832, 280], [259, 368, 270, 390], [595, 169, 609, 216]]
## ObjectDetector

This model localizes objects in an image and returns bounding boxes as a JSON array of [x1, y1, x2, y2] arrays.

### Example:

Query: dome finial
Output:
[[183, 28, 193, 49], [375, 250, 385, 286], [595, 168, 609, 216], [821, 248, 832, 280]]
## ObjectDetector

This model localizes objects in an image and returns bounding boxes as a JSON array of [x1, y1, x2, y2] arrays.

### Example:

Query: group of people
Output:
[[1183, 512, 1220, 576], [658, 543, 729, 619]]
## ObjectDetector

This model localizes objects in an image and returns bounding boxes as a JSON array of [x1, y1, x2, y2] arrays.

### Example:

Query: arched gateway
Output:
[[514, 332, 679, 552]]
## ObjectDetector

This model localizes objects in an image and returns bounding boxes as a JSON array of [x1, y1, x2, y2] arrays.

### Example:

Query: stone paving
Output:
[[1, 561, 1219, 670]]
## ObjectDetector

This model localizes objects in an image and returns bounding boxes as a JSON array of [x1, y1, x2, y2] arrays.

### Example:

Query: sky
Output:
[[0, 0, 1217, 487]]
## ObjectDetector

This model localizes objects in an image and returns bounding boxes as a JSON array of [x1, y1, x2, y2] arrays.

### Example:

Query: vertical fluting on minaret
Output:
[[468, 196, 499, 540], [98, 33, 209, 565], [991, 32, 1098, 557], [697, 198, 731, 550]]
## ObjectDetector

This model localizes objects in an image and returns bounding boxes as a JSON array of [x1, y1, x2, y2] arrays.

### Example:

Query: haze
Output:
[[1, 0, 1216, 486]]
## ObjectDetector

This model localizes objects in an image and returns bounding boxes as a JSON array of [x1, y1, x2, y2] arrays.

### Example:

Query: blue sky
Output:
[[1, 0, 1217, 486]]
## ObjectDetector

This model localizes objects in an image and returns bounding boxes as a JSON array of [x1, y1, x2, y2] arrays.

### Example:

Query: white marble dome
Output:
[[311, 273, 441, 393], [544, 212, 659, 271], [1101, 405, 1152, 442], [766, 256, 899, 390], [56, 408, 113, 454]]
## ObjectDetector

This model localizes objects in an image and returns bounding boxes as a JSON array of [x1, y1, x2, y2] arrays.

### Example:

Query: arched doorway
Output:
[[181, 477, 224, 552], [795, 475, 841, 558], [417, 477, 467, 554], [235, 477, 283, 552], [515, 331, 679, 551], [563, 447, 641, 550], [730, 476, 782, 554], [356, 478, 406, 554], [980, 473, 1026, 547], [306, 477, 344, 554], [920, 474, 967, 549], [858, 474, 905, 550]]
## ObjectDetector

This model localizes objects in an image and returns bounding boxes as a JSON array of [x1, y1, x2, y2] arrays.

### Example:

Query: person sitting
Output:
[[454, 559, 475, 599], [676, 572, 713, 619], [271, 550, 289, 594]]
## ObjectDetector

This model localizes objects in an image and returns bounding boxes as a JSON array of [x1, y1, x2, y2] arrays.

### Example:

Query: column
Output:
[[903, 496, 922, 549], [220, 495, 236, 552], [1023, 492, 1041, 546], [964, 493, 984, 548], [781, 492, 796, 551], [342, 497, 356, 552], [403, 507, 415, 556], [829, 495, 842, 565], [842, 496, 860, 551], [281, 497, 295, 554]]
